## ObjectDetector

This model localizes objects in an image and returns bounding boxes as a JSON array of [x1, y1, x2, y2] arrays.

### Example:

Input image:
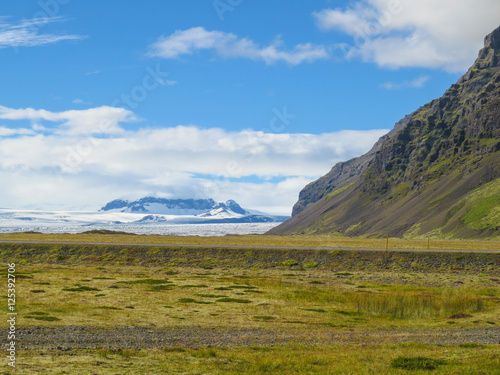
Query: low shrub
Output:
[[390, 356, 446, 370], [304, 262, 319, 268]]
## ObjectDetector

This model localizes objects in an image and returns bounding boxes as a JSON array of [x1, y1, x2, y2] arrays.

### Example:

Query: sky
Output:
[[0, 0, 499, 215]]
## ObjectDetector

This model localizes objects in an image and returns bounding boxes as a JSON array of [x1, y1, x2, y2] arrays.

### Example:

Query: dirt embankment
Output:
[[2, 243, 499, 273]]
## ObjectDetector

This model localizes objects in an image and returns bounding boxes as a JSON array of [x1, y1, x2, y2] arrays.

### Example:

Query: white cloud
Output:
[[0, 127, 35, 137], [314, 4, 376, 36], [0, 17, 83, 48], [0, 106, 388, 214], [148, 27, 328, 65], [380, 75, 430, 90], [313, 0, 500, 72], [0, 105, 137, 135], [32, 123, 48, 132], [72, 98, 93, 105]]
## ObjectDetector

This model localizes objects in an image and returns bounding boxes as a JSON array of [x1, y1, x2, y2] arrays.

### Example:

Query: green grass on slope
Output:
[[325, 183, 355, 200], [459, 178, 500, 230]]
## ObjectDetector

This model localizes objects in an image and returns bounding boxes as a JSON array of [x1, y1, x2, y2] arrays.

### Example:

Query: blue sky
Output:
[[0, 0, 499, 214]]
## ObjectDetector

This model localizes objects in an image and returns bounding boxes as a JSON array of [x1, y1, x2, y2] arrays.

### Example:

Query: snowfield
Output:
[[0, 209, 282, 236]]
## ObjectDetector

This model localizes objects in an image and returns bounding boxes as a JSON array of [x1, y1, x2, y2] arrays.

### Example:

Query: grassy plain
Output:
[[1, 231, 500, 251], [17, 343, 500, 374], [1, 234, 499, 374]]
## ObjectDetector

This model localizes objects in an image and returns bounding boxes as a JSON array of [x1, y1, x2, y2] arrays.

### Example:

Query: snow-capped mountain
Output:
[[0, 198, 288, 232], [99, 197, 287, 223], [100, 198, 249, 216], [102, 198, 219, 215]]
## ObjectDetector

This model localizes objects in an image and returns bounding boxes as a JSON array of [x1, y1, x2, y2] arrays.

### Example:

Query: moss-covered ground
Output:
[[1, 236, 499, 374]]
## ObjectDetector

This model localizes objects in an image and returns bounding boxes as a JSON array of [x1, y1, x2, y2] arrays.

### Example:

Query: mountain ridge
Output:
[[269, 25, 500, 239], [100, 197, 288, 223], [291, 113, 413, 216]]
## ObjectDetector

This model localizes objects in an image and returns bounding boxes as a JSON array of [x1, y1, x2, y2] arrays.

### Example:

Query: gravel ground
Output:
[[17, 326, 500, 350], [17, 326, 294, 350]]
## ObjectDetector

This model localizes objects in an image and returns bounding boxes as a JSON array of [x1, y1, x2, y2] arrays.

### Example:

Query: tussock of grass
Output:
[[304, 262, 319, 268], [228, 285, 257, 289], [149, 285, 175, 291], [180, 284, 208, 288], [119, 279, 171, 285], [253, 316, 276, 321], [97, 348, 141, 359], [195, 294, 227, 298], [190, 348, 217, 358], [25, 315, 61, 321], [62, 286, 100, 292], [162, 347, 187, 352], [391, 356, 447, 370], [459, 343, 486, 348], [335, 310, 359, 316], [177, 298, 196, 303], [178, 298, 213, 304], [216, 298, 251, 303], [351, 291, 485, 319], [97, 306, 122, 310]]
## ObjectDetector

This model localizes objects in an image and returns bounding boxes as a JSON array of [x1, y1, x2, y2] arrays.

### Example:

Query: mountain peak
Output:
[[457, 25, 500, 83], [484, 25, 500, 51], [270, 25, 500, 239], [98, 196, 287, 224]]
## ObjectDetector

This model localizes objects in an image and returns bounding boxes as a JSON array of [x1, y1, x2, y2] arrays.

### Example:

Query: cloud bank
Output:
[[0, 17, 83, 48], [148, 27, 328, 65], [314, 0, 500, 72], [0, 105, 388, 214], [0, 105, 137, 135]]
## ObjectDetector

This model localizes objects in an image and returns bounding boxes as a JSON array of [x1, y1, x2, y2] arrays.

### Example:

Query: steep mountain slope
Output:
[[292, 114, 412, 216], [270, 26, 500, 239]]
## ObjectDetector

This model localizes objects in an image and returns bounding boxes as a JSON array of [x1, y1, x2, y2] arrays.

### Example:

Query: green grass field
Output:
[[17, 343, 500, 374], [2, 234, 499, 374], [1, 231, 499, 251]]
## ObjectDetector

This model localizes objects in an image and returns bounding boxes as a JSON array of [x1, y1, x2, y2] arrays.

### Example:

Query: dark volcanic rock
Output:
[[271, 25, 500, 239], [292, 114, 412, 216]]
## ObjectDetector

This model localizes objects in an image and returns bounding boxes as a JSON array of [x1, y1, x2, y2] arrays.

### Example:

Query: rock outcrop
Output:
[[270, 25, 500, 239]]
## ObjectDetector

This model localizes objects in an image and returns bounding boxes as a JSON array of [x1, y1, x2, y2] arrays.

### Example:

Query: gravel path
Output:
[[17, 326, 500, 350], [18, 326, 294, 350]]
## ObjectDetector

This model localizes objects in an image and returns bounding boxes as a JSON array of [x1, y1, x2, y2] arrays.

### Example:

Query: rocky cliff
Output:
[[270, 25, 500, 239], [292, 114, 412, 216]]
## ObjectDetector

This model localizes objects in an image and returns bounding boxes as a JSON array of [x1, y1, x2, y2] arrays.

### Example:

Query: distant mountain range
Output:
[[270, 25, 500, 239], [0, 197, 288, 229], [100, 197, 288, 223]]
